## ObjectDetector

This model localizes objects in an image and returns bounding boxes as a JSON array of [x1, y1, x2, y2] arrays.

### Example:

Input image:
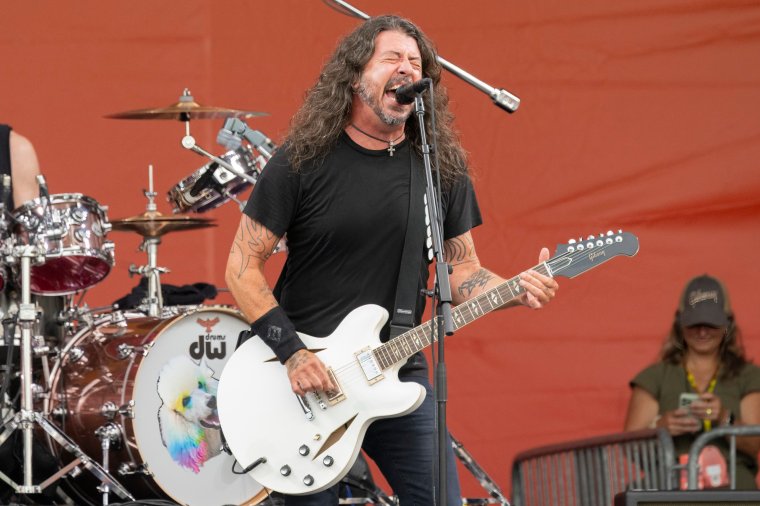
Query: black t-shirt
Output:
[[244, 132, 481, 375]]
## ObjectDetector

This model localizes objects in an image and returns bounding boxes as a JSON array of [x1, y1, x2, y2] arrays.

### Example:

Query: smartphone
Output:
[[679, 392, 700, 411]]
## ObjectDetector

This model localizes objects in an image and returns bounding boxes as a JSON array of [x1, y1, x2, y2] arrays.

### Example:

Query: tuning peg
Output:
[[568, 238, 576, 244], [607, 230, 614, 236], [586, 235, 595, 240]]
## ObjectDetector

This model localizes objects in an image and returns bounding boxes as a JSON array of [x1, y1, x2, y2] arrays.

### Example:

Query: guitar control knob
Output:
[[280, 465, 291, 476], [299, 445, 310, 456], [303, 475, 314, 486], [323, 456, 334, 467]]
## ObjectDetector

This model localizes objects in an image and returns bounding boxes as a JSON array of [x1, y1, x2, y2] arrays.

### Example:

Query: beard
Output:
[[356, 76, 412, 126]]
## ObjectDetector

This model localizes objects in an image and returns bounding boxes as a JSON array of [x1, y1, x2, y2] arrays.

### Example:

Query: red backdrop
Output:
[[2, 0, 760, 498]]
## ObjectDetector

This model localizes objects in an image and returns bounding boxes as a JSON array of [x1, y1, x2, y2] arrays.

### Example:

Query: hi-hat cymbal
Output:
[[105, 89, 267, 121], [111, 210, 216, 237]]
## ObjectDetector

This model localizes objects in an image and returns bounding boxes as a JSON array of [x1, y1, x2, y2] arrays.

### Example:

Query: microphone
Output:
[[395, 78, 432, 105]]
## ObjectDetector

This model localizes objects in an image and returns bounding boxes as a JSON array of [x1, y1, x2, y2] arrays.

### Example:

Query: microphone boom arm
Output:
[[326, 0, 520, 113]]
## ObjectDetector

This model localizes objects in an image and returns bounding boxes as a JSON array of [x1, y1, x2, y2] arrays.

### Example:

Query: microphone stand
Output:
[[412, 88, 455, 506], [325, 0, 520, 113]]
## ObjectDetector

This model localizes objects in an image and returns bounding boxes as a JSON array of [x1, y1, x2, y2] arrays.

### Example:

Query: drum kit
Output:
[[0, 90, 277, 506]]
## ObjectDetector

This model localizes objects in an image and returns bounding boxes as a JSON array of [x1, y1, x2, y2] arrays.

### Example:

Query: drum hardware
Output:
[[0, 242, 133, 501], [168, 117, 277, 215], [116, 343, 147, 360], [168, 144, 262, 214], [117, 462, 149, 477], [107, 89, 266, 209], [112, 167, 215, 318], [96, 423, 124, 505], [100, 401, 134, 420], [95, 423, 122, 448]]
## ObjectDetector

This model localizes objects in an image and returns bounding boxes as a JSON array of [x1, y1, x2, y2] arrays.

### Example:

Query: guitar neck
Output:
[[372, 263, 551, 371]]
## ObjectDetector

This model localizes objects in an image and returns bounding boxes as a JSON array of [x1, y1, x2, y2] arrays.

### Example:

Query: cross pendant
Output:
[[388, 140, 395, 157]]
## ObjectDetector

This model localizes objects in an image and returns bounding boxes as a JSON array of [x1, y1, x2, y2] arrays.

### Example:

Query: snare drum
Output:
[[168, 145, 264, 214], [12, 193, 114, 295], [45, 306, 267, 506]]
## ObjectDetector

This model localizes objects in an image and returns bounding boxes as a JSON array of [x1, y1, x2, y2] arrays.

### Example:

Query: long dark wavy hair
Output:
[[660, 279, 747, 379], [284, 15, 468, 187]]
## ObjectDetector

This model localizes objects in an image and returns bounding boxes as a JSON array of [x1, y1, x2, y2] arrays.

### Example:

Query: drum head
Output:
[[132, 307, 265, 506]]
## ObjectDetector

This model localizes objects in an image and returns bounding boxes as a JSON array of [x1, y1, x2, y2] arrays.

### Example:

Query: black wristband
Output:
[[250, 306, 306, 364]]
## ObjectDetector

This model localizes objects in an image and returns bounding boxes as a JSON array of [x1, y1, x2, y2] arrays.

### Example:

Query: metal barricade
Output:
[[511, 429, 676, 506], [686, 424, 760, 490]]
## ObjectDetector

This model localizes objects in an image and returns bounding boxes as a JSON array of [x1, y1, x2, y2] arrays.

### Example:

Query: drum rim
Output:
[[12, 193, 107, 214]]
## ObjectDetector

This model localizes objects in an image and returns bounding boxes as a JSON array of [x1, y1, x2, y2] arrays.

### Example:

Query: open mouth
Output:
[[200, 412, 220, 429], [385, 80, 410, 102]]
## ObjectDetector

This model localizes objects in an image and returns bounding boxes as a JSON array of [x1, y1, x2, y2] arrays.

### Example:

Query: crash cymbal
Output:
[[105, 89, 267, 121], [111, 210, 216, 238]]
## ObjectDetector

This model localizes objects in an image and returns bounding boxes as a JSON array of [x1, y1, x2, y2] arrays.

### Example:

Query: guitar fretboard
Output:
[[371, 263, 551, 370]]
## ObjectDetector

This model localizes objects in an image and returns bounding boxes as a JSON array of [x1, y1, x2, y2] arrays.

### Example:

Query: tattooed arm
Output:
[[444, 231, 558, 309], [225, 215, 334, 395], [225, 215, 281, 322]]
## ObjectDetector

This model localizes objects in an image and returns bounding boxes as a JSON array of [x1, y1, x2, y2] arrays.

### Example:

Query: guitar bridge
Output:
[[324, 368, 345, 405]]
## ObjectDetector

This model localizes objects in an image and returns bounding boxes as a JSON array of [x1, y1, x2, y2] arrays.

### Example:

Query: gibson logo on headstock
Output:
[[588, 250, 607, 262]]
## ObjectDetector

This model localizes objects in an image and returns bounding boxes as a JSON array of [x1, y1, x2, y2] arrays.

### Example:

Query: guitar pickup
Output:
[[355, 347, 384, 385]]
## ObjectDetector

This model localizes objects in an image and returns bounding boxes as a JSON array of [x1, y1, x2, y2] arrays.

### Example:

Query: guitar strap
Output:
[[389, 151, 427, 339]]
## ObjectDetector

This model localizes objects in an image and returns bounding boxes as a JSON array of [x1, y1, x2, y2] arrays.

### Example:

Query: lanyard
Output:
[[686, 367, 718, 431]]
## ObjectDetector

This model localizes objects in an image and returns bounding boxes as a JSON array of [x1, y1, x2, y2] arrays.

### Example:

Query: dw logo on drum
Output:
[[189, 317, 227, 360]]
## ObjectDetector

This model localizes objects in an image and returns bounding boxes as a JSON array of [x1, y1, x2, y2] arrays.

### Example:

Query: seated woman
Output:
[[624, 274, 760, 489]]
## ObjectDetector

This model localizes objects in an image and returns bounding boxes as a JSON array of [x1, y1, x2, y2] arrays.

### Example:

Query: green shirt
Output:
[[631, 361, 760, 489]]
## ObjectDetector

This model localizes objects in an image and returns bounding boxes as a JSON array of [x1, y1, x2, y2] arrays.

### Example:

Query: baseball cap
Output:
[[679, 274, 730, 328]]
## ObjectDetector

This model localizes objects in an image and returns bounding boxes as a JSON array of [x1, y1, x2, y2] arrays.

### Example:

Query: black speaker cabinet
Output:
[[615, 490, 760, 505]]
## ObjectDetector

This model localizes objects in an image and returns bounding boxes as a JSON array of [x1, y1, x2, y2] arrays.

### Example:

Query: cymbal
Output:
[[105, 89, 267, 121], [111, 210, 216, 238]]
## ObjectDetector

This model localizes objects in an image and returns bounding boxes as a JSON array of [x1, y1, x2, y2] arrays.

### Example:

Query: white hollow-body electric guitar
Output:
[[218, 231, 639, 495]]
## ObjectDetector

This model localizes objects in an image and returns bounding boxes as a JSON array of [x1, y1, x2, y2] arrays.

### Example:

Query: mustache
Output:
[[384, 76, 413, 92]]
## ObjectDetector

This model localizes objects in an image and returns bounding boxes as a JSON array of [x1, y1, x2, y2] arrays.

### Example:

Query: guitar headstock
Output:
[[548, 230, 639, 279]]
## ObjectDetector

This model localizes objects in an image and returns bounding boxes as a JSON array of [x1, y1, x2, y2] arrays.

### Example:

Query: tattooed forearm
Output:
[[444, 234, 475, 264], [457, 268, 494, 298], [230, 217, 279, 278]]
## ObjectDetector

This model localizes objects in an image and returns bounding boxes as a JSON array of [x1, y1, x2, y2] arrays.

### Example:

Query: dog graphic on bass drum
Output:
[[156, 355, 223, 473]]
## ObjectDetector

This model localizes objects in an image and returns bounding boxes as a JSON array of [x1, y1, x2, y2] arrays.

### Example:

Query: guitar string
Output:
[[326, 238, 630, 379], [300, 239, 633, 400], [328, 238, 628, 378]]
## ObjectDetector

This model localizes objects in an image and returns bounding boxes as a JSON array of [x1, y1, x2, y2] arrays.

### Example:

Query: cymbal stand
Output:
[[173, 91, 257, 185], [127, 166, 168, 317], [0, 241, 133, 502]]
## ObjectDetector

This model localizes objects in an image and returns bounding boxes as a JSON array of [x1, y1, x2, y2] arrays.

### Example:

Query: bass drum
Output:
[[45, 306, 267, 506]]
